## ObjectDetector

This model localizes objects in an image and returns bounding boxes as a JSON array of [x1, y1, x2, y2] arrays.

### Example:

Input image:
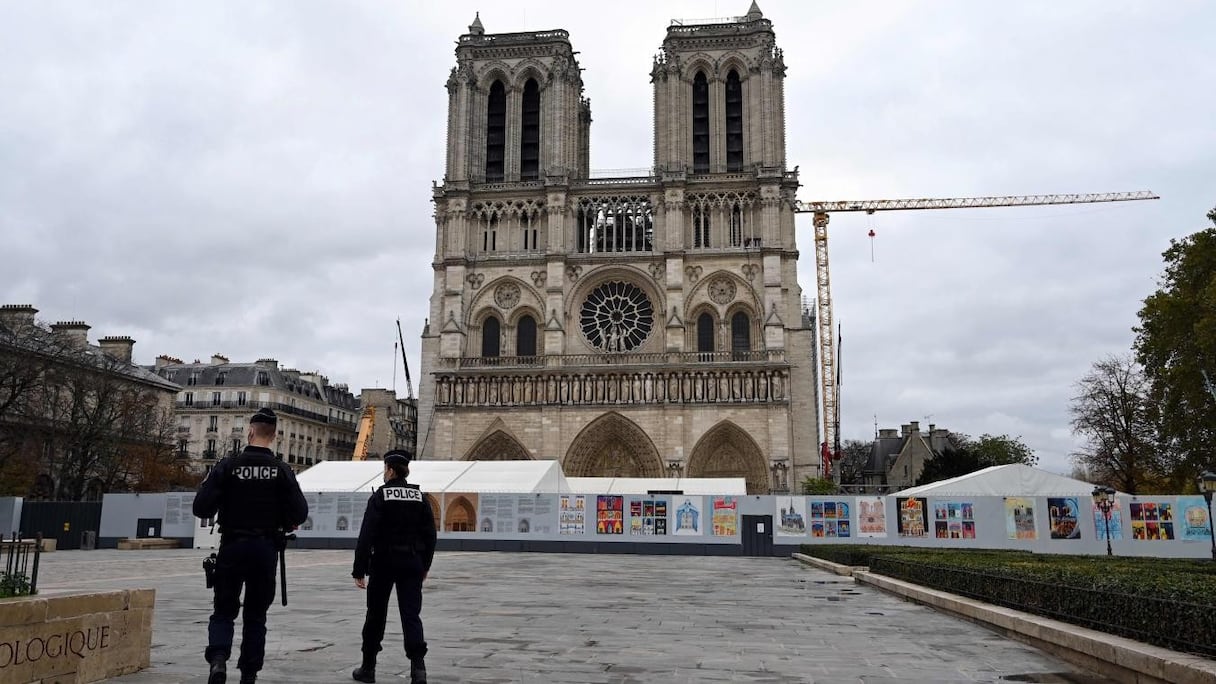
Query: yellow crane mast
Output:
[[793, 190, 1160, 476], [353, 406, 375, 461]]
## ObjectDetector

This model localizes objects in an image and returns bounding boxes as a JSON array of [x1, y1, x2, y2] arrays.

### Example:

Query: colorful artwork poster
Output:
[[672, 496, 703, 536], [1091, 499, 1124, 541], [808, 499, 852, 538], [896, 497, 928, 537], [628, 498, 668, 536], [776, 497, 808, 536], [857, 497, 887, 538], [1047, 497, 1082, 540], [1129, 499, 1176, 540], [596, 495, 624, 535], [932, 501, 976, 540], [1178, 496, 1213, 542], [443, 493, 480, 533], [558, 494, 585, 535], [711, 496, 738, 537], [1005, 497, 1037, 540]]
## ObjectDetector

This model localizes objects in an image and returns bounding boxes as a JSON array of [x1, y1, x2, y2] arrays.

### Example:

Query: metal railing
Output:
[[1, 533, 41, 597], [869, 557, 1216, 657]]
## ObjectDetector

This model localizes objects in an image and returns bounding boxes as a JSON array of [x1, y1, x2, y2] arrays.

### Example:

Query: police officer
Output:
[[351, 449, 437, 684], [194, 408, 308, 684]]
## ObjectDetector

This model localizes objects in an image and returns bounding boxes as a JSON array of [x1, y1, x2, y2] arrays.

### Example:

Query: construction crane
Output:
[[396, 318, 415, 401], [353, 406, 375, 461], [794, 190, 1160, 477]]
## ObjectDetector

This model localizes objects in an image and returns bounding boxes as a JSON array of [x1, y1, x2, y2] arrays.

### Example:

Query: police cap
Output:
[[250, 408, 278, 426], [383, 449, 413, 469]]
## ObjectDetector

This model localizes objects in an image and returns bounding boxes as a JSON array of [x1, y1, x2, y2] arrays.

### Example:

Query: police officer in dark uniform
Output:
[[351, 449, 437, 684], [194, 408, 308, 684]]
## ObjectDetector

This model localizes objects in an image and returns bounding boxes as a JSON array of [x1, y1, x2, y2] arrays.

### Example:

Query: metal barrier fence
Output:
[[1, 532, 41, 597], [869, 556, 1215, 658]]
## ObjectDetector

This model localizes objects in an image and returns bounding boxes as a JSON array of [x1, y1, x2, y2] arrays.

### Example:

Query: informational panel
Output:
[[670, 496, 703, 536], [808, 498, 852, 539], [1092, 499, 1124, 540], [1047, 497, 1082, 540], [896, 497, 928, 538], [711, 496, 738, 537], [627, 497, 668, 536], [596, 495, 624, 535], [857, 496, 887, 538], [775, 497, 807, 537], [162, 493, 197, 538], [1129, 498, 1177, 541], [559, 495, 585, 535], [1005, 497, 1037, 540], [1178, 496, 1212, 542], [932, 501, 976, 540], [476, 494, 555, 535]]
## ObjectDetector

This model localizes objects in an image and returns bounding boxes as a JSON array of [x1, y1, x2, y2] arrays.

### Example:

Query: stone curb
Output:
[[850, 568, 1216, 684], [790, 552, 862, 577]]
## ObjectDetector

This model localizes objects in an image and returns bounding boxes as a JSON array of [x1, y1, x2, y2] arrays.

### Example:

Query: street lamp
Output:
[[1198, 471, 1216, 561], [1091, 485, 1116, 557]]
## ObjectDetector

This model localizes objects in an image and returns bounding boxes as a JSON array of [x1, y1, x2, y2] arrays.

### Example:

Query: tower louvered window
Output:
[[725, 70, 743, 172], [731, 311, 751, 359], [521, 79, 540, 181], [692, 72, 710, 173], [486, 80, 506, 182]]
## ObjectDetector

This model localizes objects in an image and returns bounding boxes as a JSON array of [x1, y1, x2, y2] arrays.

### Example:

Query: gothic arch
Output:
[[511, 60, 550, 91], [444, 496, 476, 532], [685, 271, 760, 319], [564, 412, 663, 478], [475, 63, 514, 92], [469, 276, 543, 324], [464, 429, 532, 461], [686, 421, 769, 494], [681, 54, 717, 82], [718, 53, 753, 81], [425, 494, 441, 531]]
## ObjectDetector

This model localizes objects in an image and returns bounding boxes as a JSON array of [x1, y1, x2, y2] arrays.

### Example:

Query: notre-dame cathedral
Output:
[[417, 2, 820, 494]]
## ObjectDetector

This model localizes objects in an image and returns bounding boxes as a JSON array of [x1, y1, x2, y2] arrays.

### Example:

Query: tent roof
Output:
[[896, 464, 1108, 497], [297, 459, 566, 494], [565, 477, 747, 495]]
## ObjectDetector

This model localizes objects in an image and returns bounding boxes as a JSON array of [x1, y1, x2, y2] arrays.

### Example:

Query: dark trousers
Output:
[[206, 537, 278, 673], [362, 552, 427, 661]]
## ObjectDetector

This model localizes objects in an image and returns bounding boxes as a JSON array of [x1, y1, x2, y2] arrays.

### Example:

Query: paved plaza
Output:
[[31, 549, 1111, 683]]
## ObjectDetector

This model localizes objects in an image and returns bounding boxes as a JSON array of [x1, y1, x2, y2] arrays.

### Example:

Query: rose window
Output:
[[580, 281, 654, 352]]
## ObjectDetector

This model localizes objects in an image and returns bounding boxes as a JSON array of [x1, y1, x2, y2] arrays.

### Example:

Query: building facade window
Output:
[[697, 313, 715, 355], [725, 69, 744, 172], [237, 391, 247, 406], [693, 206, 711, 248], [520, 78, 540, 181], [729, 203, 745, 247], [485, 80, 506, 182], [731, 311, 751, 358], [482, 316, 501, 358], [208, 415, 218, 431], [517, 315, 537, 357], [692, 71, 710, 173], [211, 391, 221, 406], [184, 392, 194, 407], [216, 372, 226, 386]]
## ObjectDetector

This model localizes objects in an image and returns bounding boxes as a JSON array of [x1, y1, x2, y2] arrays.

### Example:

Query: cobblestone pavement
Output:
[[33, 549, 1111, 683]]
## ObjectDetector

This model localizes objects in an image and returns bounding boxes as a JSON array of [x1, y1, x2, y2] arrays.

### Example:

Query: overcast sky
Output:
[[3, 1, 1213, 474]]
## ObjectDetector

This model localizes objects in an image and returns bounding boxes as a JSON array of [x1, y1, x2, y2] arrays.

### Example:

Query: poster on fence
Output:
[[1005, 497, 1037, 540], [443, 493, 479, 532], [559, 495, 585, 535], [629, 498, 668, 536], [933, 501, 976, 539], [596, 495, 624, 535], [711, 496, 738, 537], [1092, 498, 1124, 541], [1129, 499, 1175, 540], [1178, 496, 1212, 541], [896, 497, 928, 537], [1047, 497, 1081, 540], [857, 497, 887, 538], [672, 496, 703, 536], [776, 496, 807, 536], [809, 499, 852, 538]]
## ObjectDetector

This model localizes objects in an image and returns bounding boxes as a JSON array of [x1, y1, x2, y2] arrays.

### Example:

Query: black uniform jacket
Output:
[[193, 445, 309, 533], [352, 478, 437, 579]]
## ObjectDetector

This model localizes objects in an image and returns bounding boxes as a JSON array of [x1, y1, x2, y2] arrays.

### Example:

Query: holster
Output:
[[203, 553, 218, 589]]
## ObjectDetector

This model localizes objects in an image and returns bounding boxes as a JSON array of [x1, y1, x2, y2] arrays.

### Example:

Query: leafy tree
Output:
[[800, 476, 838, 495], [1134, 207, 1216, 488], [915, 432, 1037, 486], [1069, 354, 1165, 493]]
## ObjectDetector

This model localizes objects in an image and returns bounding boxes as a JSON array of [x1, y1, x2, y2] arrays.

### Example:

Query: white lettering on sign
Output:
[[233, 466, 278, 480], [382, 487, 423, 502]]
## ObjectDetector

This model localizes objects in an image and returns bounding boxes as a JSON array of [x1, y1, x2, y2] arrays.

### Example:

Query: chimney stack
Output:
[[256, 358, 279, 370], [155, 354, 183, 369], [211, 354, 230, 365], [99, 336, 136, 364], [50, 321, 91, 348], [0, 304, 38, 331]]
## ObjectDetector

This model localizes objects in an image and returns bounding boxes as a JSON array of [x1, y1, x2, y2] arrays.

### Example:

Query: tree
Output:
[[834, 439, 871, 486], [1134, 207, 1216, 488], [915, 432, 1037, 486], [0, 318, 73, 490], [800, 476, 838, 495], [1069, 354, 1166, 494]]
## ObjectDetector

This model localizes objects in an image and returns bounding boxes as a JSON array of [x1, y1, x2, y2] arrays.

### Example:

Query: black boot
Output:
[[207, 658, 227, 684], [239, 673, 256, 683], [410, 656, 427, 684], [352, 653, 376, 683]]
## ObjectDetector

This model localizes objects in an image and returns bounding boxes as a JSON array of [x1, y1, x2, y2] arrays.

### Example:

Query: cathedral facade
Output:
[[417, 3, 820, 494]]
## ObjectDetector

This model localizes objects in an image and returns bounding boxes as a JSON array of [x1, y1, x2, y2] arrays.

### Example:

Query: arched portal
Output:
[[564, 412, 663, 478], [464, 429, 531, 461], [425, 494, 441, 531], [686, 421, 769, 494], [444, 496, 476, 532]]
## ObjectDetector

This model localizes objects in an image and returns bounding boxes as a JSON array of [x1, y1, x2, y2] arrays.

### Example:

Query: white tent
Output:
[[296, 459, 568, 494], [895, 464, 1108, 497], [565, 477, 747, 495]]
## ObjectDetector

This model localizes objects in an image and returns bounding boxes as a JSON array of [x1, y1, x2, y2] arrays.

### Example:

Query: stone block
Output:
[[44, 593, 125, 621], [0, 597, 47, 627]]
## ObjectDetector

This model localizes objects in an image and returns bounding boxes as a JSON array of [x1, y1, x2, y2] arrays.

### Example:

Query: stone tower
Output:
[[418, 3, 821, 494]]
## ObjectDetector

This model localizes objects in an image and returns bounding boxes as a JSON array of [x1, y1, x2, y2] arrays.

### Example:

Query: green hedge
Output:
[[799, 545, 1216, 657]]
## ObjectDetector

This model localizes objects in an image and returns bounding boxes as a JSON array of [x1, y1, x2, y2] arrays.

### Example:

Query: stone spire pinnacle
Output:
[[746, 1, 763, 21], [468, 12, 485, 36]]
